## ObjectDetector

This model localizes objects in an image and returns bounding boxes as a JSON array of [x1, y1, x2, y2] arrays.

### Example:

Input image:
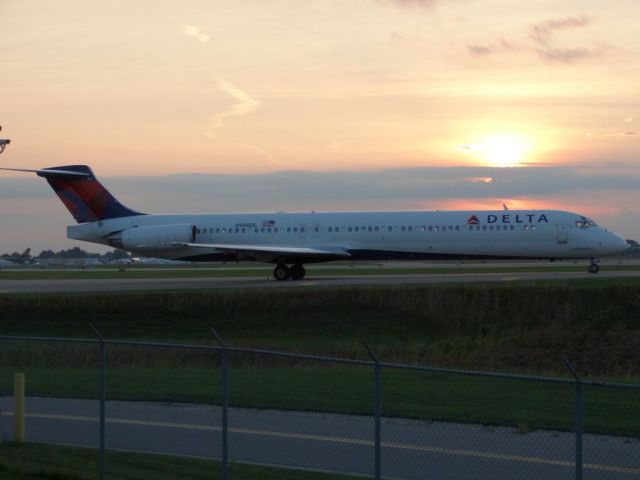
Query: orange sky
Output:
[[1, 0, 639, 250]]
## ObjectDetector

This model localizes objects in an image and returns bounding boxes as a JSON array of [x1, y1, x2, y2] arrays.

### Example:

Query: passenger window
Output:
[[274, 227, 279, 233], [335, 227, 340, 232], [315, 227, 319, 232], [329, 227, 333, 232], [367, 226, 372, 232], [510, 225, 514, 231], [287, 227, 291, 233], [348, 227, 353, 232], [293, 227, 298, 232], [388, 226, 392, 232], [216, 228, 220, 233], [374, 226, 379, 232], [401, 226, 406, 232], [408, 226, 413, 232], [489, 226, 494, 231], [301, 227, 305, 233], [454, 226, 460, 231], [267, 228, 272, 233], [428, 226, 433, 232], [241, 228, 245, 233]]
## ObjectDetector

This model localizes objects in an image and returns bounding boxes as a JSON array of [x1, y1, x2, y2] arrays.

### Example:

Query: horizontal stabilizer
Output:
[[0, 167, 91, 177]]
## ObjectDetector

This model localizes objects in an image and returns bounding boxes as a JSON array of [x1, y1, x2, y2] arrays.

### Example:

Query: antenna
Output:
[[0, 126, 10, 154]]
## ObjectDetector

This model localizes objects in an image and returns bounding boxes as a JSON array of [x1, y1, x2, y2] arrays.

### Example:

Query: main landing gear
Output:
[[588, 257, 600, 274], [273, 264, 306, 281]]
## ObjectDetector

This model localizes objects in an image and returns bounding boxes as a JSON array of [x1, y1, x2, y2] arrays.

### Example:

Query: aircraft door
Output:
[[557, 224, 568, 244]]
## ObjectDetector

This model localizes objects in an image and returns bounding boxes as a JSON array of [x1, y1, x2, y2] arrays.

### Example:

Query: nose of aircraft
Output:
[[601, 231, 628, 256]]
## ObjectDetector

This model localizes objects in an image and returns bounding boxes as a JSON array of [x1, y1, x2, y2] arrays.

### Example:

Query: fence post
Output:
[[90, 324, 106, 480], [562, 356, 583, 480], [364, 343, 381, 480], [210, 327, 229, 480]]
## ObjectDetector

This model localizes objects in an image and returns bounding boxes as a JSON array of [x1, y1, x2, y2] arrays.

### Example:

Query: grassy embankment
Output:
[[0, 283, 638, 435], [0, 442, 357, 480]]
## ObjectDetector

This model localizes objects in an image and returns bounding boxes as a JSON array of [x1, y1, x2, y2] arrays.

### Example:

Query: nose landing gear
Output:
[[588, 257, 600, 274]]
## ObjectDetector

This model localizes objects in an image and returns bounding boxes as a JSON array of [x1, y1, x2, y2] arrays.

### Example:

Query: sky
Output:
[[1, 0, 639, 252]]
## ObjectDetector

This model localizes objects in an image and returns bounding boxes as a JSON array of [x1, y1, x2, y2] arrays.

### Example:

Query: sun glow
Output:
[[458, 133, 532, 168]]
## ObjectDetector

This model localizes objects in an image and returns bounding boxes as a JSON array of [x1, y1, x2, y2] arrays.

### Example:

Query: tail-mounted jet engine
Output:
[[108, 224, 196, 250]]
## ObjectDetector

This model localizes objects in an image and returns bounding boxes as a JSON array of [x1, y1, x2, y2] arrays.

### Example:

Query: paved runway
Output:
[[1, 397, 638, 479], [1, 270, 640, 293]]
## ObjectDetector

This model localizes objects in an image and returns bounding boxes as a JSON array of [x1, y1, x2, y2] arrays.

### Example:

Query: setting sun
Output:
[[458, 134, 532, 168]]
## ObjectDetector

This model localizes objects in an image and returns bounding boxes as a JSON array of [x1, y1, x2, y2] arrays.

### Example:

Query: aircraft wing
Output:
[[175, 242, 351, 261]]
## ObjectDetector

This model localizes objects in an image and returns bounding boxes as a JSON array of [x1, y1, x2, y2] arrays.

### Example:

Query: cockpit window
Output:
[[576, 217, 597, 228]]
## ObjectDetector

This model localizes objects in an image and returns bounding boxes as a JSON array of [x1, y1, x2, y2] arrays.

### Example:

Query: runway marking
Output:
[[3, 411, 638, 474]]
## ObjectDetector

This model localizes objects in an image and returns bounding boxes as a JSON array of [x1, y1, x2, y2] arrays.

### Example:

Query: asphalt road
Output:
[[1, 270, 640, 294], [0, 397, 638, 479]]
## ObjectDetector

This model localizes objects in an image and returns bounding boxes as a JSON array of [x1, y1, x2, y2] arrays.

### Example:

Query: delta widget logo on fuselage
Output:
[[467, 213, 549, 225]]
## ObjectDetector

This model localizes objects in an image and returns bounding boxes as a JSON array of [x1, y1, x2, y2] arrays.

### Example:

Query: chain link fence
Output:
[[1, 331, 638, 479]]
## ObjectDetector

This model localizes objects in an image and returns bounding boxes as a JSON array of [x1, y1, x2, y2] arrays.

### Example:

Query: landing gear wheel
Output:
[[588, 263, 600, 274], [273, 265, 291, 281], [290, 264, 306, 280]]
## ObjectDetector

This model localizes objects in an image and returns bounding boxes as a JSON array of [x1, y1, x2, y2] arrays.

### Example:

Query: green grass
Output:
[[1, 283, 639, 375], [1, 366, 637, 436], [0, 442, 358, 480]]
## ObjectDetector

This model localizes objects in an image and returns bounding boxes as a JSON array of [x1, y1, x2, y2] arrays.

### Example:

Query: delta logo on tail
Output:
[[467, 213, 549, 224]]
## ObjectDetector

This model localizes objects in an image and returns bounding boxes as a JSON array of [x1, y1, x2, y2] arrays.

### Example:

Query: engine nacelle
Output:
[[109, 224, 196, 250]]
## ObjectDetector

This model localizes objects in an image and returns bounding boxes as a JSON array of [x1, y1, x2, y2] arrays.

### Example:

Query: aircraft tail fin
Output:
[[0, 165, 145, 223], [38, 165, 144, 223]]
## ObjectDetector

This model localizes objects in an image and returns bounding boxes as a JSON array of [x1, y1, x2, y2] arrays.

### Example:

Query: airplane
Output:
[[0, 165, 629, 280], [0, 125, 10, 154], [0, 248, 32, 265]]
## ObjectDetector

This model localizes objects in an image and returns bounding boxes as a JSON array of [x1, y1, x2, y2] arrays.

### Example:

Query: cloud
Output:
[[467, 39, 518, 57], [377, 0, 438, 8], [181, 24, 210, 43], [207, 81, 261, 133], [204, 81, 275, 166], [528, 15, 592, 47], [624, 117, 634, 123], [468, 15, 605, 64]]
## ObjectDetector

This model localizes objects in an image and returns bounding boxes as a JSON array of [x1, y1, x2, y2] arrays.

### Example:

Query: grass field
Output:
[[1, 366, 637, 436], [0, 442, 357, 480], [1, 282, 639, 375]]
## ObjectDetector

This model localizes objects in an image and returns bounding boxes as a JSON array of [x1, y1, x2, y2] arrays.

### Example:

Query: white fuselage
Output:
[[67, 209, 627, 263]]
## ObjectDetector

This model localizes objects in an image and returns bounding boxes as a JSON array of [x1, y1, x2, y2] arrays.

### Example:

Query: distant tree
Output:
[[104, 249, 130, 261]]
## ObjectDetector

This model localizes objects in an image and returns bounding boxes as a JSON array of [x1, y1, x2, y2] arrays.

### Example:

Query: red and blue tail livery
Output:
[[37, 165, 144, 223], [1, 164, 143, 223]]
